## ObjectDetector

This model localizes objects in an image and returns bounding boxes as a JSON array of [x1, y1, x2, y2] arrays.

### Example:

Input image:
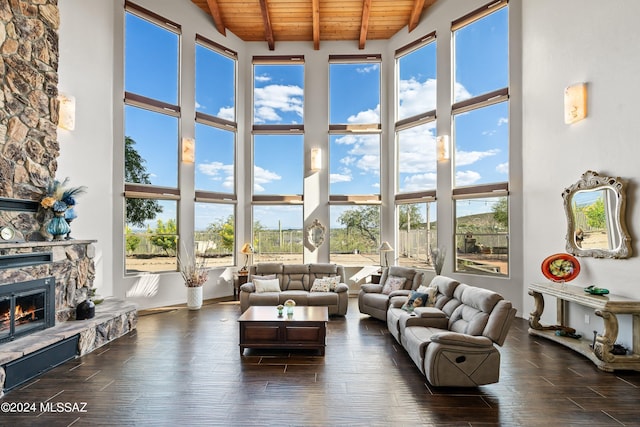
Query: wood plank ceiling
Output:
[[191, 0, 438, 50]]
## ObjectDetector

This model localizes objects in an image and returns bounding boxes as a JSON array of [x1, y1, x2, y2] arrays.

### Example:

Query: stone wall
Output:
[[0, 0, 60, 204]]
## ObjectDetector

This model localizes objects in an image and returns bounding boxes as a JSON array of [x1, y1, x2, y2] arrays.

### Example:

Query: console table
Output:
[[528, 282, 640, 372]]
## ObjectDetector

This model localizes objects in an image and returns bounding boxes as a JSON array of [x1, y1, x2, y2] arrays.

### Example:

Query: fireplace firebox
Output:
[[0, 277, 55, 344]]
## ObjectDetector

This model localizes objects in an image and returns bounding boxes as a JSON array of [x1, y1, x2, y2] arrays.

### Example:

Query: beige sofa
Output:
[[239, 263, 349, 316], [358, 266, 423, 321], [387, 275, 516, 387]]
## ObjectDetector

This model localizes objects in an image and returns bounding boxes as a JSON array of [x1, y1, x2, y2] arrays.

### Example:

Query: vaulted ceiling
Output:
[[191, 0, 439, 50]]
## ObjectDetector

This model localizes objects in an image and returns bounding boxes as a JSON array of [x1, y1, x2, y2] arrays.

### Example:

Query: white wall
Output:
[[57, 0, 116, 296], [522, 0, 640, 348]]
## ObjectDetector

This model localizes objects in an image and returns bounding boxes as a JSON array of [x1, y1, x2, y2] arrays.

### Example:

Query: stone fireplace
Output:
[[0, 276, 55, 344]]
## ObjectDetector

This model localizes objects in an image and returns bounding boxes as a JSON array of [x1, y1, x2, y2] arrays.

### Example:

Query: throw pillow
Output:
[[401, 290, 429, 312], [323, 275, 341, 291], [382, 275, 406, 295], [250, 274, 277, 281], [253, 278, 281, 293], [416, 285, 438, 307], [310, 278, 331, 292]]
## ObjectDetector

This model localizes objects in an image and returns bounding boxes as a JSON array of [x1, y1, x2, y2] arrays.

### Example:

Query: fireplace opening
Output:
[[0, 277, 55, 344]]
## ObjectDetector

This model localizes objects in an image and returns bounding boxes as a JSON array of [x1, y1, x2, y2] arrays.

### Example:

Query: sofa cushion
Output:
[[382, 275, 406, 294], [254, 263, 284, 275], [282, 264, 310, 291], [254, 278, 281, 293], [308, 292, 339, 306], [278, 291, 308, 306]]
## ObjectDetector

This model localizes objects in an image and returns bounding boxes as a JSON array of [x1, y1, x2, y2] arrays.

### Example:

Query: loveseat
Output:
[[387, 275, 516, 387], [358, 266, 423, 321], [239, 263, 349, 315]]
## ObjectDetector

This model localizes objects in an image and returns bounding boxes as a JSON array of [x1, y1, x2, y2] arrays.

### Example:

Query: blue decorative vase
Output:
[[47, 212, 71, 240]]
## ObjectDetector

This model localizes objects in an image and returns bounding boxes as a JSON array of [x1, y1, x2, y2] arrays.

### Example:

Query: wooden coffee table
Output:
[[238, 306, 328, 356]]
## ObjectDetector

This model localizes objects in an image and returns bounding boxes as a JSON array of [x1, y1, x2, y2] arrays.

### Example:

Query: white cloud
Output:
[[453, 81, 473, 103], [397, 122, 437, 174], [255, 75, 271, 82], [398, 78, 437, 119], [455, 170, 482, 186], [197, 162, 234, 189], [356, 64, 379, 74], [330, 173, 352, 184], [195, 100, 202, 109], [253, 165, 281, 192], [496, 162, 509, 174], [347, 104, 380, 124], [217, 106, 234, 121], [356, 154, 380, 174], [340, 156, 356, 166], [497, 117, 508, 126], [254, 84, 303, 123], [455, 149, 500, 166], [401, 172, 437, 192]]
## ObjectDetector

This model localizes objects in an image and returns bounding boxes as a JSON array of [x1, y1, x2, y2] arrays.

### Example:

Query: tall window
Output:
[[397, 202, 437, 269], [329, 55, 382, 266], [252, 57, 305, 261], [253, 205, 304, 264], [394, 34, 438, 269], [194, 36, 238, 268], [195, 202, 235, 268], [452, 0, 509, 276], [124, 4, 180, 274]]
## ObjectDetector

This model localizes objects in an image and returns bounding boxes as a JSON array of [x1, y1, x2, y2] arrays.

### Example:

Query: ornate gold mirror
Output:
[[306, 219, 326, 249], [562, 170, 631, 258]]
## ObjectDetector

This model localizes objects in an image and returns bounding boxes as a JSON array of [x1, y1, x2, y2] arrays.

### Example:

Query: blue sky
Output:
[[125, 6, 509, 231]]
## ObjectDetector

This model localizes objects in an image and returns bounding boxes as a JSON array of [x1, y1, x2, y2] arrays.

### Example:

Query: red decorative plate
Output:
[[541, 253, 580, 282]]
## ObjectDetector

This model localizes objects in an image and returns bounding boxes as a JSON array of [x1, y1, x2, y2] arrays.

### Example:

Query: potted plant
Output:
[[178, 244, 209, 310]]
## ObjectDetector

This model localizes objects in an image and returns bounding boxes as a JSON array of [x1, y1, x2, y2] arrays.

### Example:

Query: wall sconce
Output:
[[240, 243, 254, 272], [310, 147, 322, 172], [181, 137, 195, 164], [564, 83, 587, 124], [379, 241, 394, 268], [57, 94, 75, 131], [436, 135, 450, 161]]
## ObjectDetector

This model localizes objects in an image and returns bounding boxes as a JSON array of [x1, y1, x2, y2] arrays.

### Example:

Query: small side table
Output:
[[371, 273, 382, 284], [235, 273, 249, 300]]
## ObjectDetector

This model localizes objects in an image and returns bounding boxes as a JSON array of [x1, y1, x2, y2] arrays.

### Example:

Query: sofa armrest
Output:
[[240, 282, 255, 293], [361, 283, 383, 293], [430, 332, 494, 348], [388, 289, 411, 298], [334, 283, 349, 293], [413, 307, 447, 318]]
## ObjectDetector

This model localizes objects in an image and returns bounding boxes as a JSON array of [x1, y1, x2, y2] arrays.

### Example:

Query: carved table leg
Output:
[[594, 310, 618, 362], [528, 290, 544, 330]]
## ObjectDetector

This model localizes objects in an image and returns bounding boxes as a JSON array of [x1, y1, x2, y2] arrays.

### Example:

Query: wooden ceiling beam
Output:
[[312, 0, 320, 50], [408, 0, 425, 33], [259, 0, 276, 50], [358, 0, 372, 50], [409, 0, 438, 33], [205, 0, 226, 36]]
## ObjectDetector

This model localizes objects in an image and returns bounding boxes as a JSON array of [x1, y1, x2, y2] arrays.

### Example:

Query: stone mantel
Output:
[[0, 239, 97, 251]]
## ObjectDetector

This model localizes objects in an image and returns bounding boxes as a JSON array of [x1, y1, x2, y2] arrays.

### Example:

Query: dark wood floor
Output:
[[2, 297, 640, 426]]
